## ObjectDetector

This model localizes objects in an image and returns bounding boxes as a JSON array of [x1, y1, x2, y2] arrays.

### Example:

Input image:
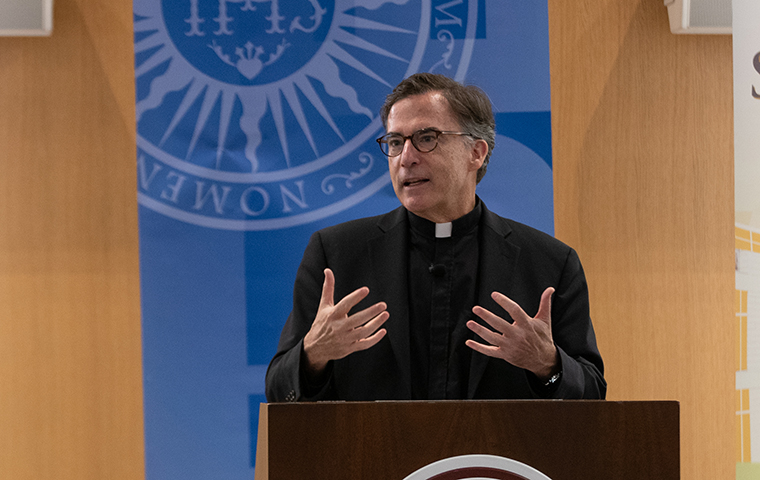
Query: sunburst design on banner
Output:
[[133, 0, 477, 230], [135, 0, 418, 176]]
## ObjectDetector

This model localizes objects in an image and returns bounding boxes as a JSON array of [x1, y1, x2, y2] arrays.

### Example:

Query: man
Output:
[[265, 73, 605, 402]]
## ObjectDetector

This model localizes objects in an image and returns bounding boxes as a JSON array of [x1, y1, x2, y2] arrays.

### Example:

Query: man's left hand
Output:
[[465, 287, 559, 382]]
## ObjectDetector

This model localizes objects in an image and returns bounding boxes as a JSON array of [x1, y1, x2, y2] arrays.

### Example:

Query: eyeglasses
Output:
[[376, 129, 474, 157]]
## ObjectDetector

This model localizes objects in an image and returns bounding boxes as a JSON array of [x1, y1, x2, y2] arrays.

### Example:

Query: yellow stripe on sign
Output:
[[743, 413, 752, 462], [738, 413, 744, 463], [742, 318, 748, 371], [737, 238, 752, 251], [737, 290, 742, 314]]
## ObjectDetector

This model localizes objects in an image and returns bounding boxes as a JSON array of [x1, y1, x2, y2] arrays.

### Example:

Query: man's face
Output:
[[385, 91, 486, 223]]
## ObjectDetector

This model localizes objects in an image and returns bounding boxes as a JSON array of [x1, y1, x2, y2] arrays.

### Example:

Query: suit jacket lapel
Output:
[[468, 207, 519, 398], [369, 207, 412, 398]]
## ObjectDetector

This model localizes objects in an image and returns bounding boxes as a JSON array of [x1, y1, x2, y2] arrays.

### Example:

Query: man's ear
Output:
[[469, 138, 489, 172]]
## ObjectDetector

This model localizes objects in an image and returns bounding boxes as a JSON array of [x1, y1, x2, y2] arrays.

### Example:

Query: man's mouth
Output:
[[403, 178, 429, 187]]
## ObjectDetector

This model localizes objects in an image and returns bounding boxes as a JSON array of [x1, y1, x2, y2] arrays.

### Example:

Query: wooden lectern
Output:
[[255, 400, 679, 480]]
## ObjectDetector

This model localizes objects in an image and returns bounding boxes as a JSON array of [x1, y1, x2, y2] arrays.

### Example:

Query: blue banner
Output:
[[134, 0, 553, 478]]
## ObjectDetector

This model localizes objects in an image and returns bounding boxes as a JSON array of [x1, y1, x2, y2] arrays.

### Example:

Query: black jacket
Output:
[[265, 203, 606, 402]]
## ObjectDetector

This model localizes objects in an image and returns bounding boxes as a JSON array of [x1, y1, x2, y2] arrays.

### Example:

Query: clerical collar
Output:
[[407, 197, 482, 239], [435, 223, 452, 238]]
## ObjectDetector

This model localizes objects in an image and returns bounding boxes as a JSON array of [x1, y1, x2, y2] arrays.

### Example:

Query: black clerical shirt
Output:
[[407, 201, 481, 399]]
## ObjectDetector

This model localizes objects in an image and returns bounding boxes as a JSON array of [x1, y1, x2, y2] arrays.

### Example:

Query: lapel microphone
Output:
[[428, 264, 446, 277]]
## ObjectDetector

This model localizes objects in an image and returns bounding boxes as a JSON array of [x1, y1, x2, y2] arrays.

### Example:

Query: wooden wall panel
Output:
[[0, 0, 144, 479], [549, 0, 734, 478]]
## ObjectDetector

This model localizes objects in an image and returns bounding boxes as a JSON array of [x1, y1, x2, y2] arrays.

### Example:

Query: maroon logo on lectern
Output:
[[403, 455, 553, 480]]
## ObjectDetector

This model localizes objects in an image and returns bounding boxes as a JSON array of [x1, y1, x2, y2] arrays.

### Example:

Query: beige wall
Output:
[[0, 0, 734, 478]]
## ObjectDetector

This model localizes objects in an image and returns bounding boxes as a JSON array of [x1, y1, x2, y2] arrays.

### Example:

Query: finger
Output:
[[332, 286, 372, 317], [472, 305, 512, 334], [464, 338, 502, 358], [345, 301, 388, 329], [491, 291, 531, 325], [535, 287, 555, 325], [318, 268, 336, 309], [466, 319, 506, 347], [350, 311, 390, 340], [352, 327, 387, 352]]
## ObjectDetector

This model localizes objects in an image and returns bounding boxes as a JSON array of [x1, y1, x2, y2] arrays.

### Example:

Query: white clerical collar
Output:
[[435, 222, 453, 238]]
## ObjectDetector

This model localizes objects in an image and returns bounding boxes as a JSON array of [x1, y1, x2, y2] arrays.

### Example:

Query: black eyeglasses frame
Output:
[[375, 129, 475, 157]]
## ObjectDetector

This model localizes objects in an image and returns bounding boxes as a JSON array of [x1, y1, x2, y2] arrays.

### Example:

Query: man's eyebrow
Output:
[[385, 127, 438, 135]]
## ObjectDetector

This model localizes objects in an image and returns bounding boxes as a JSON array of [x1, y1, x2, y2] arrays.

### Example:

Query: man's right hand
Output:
[[302, 268, 389, 377]]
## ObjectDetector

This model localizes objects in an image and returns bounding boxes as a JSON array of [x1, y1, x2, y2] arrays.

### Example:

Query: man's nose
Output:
[[398, 138, 419, 167]]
